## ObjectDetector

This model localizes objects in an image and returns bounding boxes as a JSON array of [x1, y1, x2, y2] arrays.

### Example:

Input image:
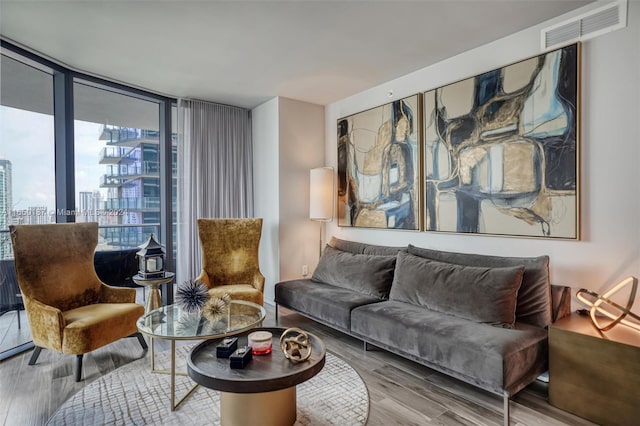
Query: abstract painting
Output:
[[337, 94, 421, 230], [424, 43, 579, 238]]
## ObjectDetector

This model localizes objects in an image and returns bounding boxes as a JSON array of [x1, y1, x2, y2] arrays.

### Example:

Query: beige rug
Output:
[[47, 345, 369, 425]]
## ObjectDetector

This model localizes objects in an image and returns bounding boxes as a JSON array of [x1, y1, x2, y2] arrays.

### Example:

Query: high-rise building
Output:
[[0, 159, 13, 259], [98, 126, 176, 249], [77, 191, 102, 223], [23, 207, 52, 225]]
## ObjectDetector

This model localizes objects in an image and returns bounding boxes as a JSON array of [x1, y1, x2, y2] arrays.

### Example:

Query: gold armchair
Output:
[[196, 218, 265, 305], [9, 223, 147, 381]]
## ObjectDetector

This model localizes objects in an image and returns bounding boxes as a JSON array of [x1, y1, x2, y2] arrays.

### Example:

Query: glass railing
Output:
[[102, 126, 160, 144], [99, 146, 130, 162], [98, 223, 161, 249], [101, 197, 172, 211], [0, 224, 171, 261], [103, 162, 160, 179], [99, 175, 123, 187]]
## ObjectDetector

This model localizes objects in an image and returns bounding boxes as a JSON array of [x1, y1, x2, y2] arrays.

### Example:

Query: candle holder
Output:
[[248, 331, 273, 355]]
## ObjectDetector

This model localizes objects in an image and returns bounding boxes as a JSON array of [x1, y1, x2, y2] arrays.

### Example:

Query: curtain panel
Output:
[[177, 99, 254, 282]]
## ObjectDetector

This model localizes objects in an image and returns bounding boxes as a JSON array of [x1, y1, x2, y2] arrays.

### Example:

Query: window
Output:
[[0, 52, 55, 259], [73, 80, 166, 249], [0, 40, 177, 359]]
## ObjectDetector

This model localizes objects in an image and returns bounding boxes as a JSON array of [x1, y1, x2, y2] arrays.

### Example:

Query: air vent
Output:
[[541, 0, 627, 50]]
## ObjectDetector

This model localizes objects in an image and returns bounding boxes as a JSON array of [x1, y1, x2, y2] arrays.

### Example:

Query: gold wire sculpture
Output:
[[577, 276, 640, 332], [279, 327, 312, 363]]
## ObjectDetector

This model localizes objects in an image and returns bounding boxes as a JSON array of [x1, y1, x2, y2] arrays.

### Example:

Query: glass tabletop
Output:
[[137, 300, 266, 340]]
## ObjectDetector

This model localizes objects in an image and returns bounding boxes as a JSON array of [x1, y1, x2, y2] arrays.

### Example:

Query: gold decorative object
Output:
[[280, 327, 312, 363], [202, 292, 231, 322], [577, 276, 640, 332]]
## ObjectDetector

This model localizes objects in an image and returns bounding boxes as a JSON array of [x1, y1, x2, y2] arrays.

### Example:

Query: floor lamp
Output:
[[309, 167, 334, 259]]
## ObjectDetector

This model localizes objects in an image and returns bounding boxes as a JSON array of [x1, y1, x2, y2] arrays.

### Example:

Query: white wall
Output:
[[252, 98, 280, 302], [278, 98, 326, 282], [253, 97, 325, 303], [324, 2, 640, 306]]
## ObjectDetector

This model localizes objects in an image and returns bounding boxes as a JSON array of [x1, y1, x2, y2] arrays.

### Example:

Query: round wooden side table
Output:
[[132, 272, 175, 314]]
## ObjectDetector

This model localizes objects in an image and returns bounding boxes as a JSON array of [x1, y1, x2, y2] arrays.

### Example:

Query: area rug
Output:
[[47, 345, 369, 425]]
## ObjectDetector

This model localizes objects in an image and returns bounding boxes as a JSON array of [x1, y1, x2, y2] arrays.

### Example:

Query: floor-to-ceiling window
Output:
[[0, 40, 177, 360], [73, 80, 163, 248], [0, 51, 55, 359]]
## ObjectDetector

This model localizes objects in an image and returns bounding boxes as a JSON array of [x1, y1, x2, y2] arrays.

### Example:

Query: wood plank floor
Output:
[[0, 302, 595, 426]]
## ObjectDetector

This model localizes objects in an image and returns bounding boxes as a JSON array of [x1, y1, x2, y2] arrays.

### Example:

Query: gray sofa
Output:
[[274, 237, 571, 425]]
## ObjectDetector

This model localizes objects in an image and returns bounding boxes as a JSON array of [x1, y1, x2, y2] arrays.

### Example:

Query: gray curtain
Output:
[[177, 99, 254, 282]]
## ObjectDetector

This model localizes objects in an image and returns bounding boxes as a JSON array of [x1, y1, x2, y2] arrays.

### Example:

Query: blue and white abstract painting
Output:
[[424, 43, 579, 238]]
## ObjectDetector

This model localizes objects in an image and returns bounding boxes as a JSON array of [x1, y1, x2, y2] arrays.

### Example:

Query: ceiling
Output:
[[0, 0, 593, 109]]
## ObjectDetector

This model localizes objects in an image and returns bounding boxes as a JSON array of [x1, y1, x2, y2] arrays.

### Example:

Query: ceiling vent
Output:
[[541, 0, 627, 50]]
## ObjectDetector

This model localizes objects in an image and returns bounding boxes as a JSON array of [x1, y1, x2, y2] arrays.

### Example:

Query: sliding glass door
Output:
[[0, 41, 177, 360], [0, 52, 55, 359]]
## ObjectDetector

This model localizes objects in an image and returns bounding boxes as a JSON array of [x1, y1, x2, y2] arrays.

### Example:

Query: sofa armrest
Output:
[[551, 284, 572, 323], [100, 283, 136, 303]]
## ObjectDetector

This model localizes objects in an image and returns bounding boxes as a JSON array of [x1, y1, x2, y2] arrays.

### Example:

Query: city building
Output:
[[0, 159, 11, 258], [77, 190, 102, 224], [98, 125, 177, 249]]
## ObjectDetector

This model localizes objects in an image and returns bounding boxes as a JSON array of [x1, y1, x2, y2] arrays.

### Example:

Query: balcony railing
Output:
[[99, 175, 124, 187], [102, 197, 176, 211], [99, 146, 131, 162], [0, 223, 173, 261], [100, 126, 160, 145], [103, 162, 160, 179]]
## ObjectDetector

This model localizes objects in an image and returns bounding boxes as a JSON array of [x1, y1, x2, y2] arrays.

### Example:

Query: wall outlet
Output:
[[302, 264, 309, 276]]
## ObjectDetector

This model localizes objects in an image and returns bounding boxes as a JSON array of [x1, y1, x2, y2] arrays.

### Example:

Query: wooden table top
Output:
[[187, 327, 326, 393]]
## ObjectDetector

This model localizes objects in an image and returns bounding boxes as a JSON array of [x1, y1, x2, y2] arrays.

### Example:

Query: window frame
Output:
[[1, 39, 177, 304]]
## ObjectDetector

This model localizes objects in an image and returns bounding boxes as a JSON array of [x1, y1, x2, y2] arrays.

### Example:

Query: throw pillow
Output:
[[407, 244, 551, 328], [390, 252, 524, 327], [311, 245, 396, 299]]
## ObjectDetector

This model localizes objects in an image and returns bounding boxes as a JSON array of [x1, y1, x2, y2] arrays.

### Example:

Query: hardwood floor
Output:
[[0, 302, 595, 426], [0, 309, 30, 357]]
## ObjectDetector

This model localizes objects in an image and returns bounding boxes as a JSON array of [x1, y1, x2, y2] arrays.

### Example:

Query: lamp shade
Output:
[[310, 167, 334, 221]]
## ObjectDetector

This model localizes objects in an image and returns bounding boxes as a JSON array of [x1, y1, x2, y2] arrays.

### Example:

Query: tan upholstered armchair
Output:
[[9, 223, 147, 382], [196, 218, 265, 305]]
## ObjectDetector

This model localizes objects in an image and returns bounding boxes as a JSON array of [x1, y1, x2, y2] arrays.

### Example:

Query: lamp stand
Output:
[[318, 221, 325, 261]]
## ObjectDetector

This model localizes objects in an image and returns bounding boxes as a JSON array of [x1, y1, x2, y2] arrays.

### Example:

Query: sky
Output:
[[0, 105, 107, 213]]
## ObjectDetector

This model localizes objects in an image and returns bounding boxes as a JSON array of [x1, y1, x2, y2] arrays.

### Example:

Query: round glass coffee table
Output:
[[188, 327, 326, 426], [137, 300, 266, 411]]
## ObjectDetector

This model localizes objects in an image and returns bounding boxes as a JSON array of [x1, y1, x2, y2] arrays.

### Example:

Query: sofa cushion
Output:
[[274, 279, 381, 331], [407, 245, 551, 328], [350, 301, 548, 394], [329, 236, 406, 256], [390, 252, 524, 327], [312, 245, 396, 299]]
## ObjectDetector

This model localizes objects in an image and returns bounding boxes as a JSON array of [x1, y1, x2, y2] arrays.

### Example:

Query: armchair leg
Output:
[[134, 332, 148, 350], [275, 303, 279, 324], [75, 354, 84, 382], [28, 346, 43, 365]]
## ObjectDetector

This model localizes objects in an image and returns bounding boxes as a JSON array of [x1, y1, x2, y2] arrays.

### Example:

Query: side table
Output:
[[137, 301, 266, 411], [549, 313, 640, 425], [133, 272, 175, 314]]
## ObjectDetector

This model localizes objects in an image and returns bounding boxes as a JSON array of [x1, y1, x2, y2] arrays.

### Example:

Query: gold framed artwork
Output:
[[423, 43, 580, 239], [337, 94, 422, 230]]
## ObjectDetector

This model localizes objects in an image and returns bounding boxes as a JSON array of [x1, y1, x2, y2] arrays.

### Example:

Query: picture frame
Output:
[[423, 43, 580, 239], [337, 94, 422, 230]]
